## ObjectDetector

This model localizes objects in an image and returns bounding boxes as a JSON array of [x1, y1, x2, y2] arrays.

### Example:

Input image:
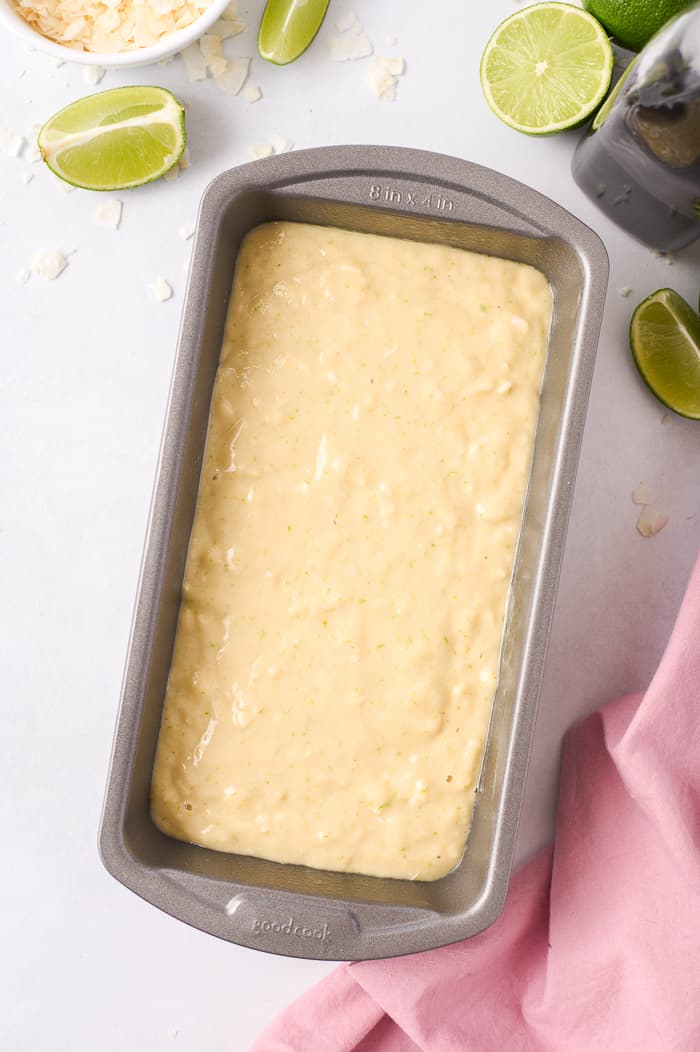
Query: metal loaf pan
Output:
[[100, 146, 608, 961]]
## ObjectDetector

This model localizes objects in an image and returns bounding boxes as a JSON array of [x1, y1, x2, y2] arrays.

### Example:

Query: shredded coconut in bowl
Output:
[[13, 0, 213, 53]]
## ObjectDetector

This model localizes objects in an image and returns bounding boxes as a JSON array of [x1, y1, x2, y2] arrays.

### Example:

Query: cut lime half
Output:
[[630, 289, 700, 420], [480, 2, 614, 135], [38, 86, 186, 192], [258, 0, 330, 65]]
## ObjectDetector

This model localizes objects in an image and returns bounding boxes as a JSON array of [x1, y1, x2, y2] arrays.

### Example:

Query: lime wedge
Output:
[[630, 289, 700, 420], [480, 2, 614, 135], [38, 86, 185, 192], [258, 0, 330, 65]]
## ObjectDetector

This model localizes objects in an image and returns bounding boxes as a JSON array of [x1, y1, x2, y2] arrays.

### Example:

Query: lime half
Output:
[[258, 0, 330, 65], [630, 289, 700, 420], [38, 86, 185, 191], [480, 2, 614, 135]]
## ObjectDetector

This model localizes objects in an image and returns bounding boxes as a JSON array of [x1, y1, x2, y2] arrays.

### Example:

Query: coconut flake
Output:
[[83, 65, 105, 85], [150, 277, 173, 302], [164, 165, 179, 182], [96, 199, 123, 229], [31, 248, 68, 280], [181, 43, 206, 81], [368, 55, 406, 101], [178, 222, 195, 240], [632, 483, 653, 506], [330, 31, 373, 61], [214, 17, 244, 38], [243, 84, 262, 103], [250, 143, 273, 160], [178, 147, 190, 170], [619, 286, 632, 298], [19, 170, 34, 184], [16, 267, 31, 286], [214, 56, 249, 94], [335, 11, 361, 32], [636, 505, 668, 538], [1, 129, 26, 158], [270, 134, 294, 154]]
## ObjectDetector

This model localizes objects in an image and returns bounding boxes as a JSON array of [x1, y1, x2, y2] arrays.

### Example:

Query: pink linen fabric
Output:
[[254, 553, 700, 1052]]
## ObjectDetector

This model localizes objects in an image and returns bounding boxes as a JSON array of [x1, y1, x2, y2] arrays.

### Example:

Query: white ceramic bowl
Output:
[[0, 0, 230, 67]]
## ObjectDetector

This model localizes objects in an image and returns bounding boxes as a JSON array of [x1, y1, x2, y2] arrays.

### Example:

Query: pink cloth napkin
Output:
[[254, 552, 700, 1052]]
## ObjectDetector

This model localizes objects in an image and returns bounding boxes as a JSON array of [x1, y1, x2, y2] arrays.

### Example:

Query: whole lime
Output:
[[583, 0, 692, 51]]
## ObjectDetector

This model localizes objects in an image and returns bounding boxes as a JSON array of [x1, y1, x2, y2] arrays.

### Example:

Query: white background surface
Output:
[[1, 1, 699, 1049]]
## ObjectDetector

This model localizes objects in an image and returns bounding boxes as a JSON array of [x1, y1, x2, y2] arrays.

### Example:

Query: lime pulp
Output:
[[480, 2, 614, 135]]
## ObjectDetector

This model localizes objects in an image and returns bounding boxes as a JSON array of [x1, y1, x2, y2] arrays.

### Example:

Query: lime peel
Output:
[[480, 2, 614, 136]]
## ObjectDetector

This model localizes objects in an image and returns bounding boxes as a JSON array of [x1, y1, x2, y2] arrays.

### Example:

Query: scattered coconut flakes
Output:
[[179, 147, 190, 170], [636, 505, 668, 538], [335, 11, 361, 32], [31, 248, 69, 280], [250, 143, 273, 160], [215, 17, 244, 39], [150, 277, 173, 302], [178, 222, 195, 240], [48, 56, 64, 68], [181, 43, 206, 81], [386, 33, 398, 45], [243, 84, 262, 103], [330, 30, 373, 61], [619, 286, 632, 298], [95, 199, 122, 229], [20, 170, 34, 184], [83, 65, 105, 86], [1, 129, 26, 158], [16, 267, 31, 286], [214, 56, 249, 95], [164, 165, 179, 182], [270, 134, 294, 154], [368, 55, 406, 101], [223, 0, 237, 16], [632, 483, 653, 506]]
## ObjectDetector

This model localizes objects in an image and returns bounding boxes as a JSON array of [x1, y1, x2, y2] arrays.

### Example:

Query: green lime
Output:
[[630, 289, 700, 420], [583, 0, 692, 52], [38, 86, 185, 192], [480, 3, 614, 136], [258, 0, 330, 65]]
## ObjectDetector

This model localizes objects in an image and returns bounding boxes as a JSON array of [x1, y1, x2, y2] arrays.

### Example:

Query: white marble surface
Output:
[[1, 2, 699, 1048]]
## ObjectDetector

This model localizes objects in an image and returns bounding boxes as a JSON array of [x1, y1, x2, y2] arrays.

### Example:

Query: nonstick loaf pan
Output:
[[99, 145, 608, 961]]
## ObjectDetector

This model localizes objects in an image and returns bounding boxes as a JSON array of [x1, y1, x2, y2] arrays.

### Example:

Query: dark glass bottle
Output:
[[572, 3, 700, 251]]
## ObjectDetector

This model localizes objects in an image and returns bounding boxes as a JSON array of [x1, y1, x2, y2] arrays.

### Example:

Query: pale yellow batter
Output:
[[151, 222, 551, 880]]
